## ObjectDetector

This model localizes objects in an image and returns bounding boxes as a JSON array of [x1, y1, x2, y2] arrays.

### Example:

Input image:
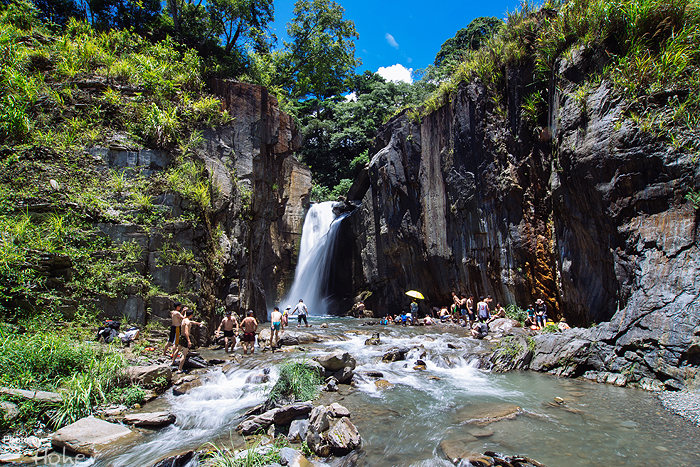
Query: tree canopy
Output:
[[434, 16, 503, 67], [273, 0, 360, 100]]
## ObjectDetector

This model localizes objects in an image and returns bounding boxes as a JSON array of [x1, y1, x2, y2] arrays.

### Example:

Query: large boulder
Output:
[[51, 416, 135, 456], [237, 408, 278, 435], [272, 402, 313, 426], [123, 364, 172, 388], [314, 351, 356, 372], [326, 417, 361, 455]]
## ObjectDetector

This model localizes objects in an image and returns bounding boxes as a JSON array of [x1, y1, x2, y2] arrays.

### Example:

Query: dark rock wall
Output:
[[341, 62, 700, 388], [201, 80, 309, 324]]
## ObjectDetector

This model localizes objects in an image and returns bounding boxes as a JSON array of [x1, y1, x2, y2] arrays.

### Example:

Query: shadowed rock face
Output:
[[201, 80, 310, 323], [337, 59, 700, 389]]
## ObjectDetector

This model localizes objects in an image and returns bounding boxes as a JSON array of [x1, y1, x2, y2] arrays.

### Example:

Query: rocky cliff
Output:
[[338, 56, 699, 389], [89, 80, 310, 329]]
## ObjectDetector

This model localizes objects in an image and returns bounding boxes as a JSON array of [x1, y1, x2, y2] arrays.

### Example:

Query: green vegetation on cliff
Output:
[[0, 1, 227, 320]]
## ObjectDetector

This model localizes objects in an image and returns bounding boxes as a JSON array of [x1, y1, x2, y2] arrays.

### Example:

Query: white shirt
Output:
[[293, 302, 308, 316]]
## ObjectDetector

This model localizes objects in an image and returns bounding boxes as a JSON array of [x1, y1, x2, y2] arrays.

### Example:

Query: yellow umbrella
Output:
[[405, 290, 425, 300]]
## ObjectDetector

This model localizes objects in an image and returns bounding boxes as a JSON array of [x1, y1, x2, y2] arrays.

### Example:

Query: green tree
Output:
[[207, 0, 274, 54], [274, 0, 359, 99], [295, 71, 436, 190], [434, 16, 503, 67]]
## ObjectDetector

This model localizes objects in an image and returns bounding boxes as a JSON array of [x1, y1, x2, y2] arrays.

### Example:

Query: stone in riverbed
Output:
[[51, 416, 134, 456], [287, 419, 309, 443], [314, 351, 356, 372], [327, 417, 361, 455], [455, 403, 522, 426], [375, 379, 393, 390], [328, 403, 350, 418], [272, 402, 313, 426], [123, 412, 176, 427], [147, 450, 196, 467]]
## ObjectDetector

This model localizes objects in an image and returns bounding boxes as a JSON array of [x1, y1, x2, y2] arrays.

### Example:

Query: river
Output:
[[67, 317, 700, 467]]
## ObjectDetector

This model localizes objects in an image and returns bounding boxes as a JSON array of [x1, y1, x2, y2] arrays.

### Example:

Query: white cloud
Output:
[[345, 92, 357, 102], [385, 33, 399, 49], [377, 64, 413, 84]]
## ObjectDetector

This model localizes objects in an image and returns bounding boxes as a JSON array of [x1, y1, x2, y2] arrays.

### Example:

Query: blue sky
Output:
[[270, 0, 523, 83]]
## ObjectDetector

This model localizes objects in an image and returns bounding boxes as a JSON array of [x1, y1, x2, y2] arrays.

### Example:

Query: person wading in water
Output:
[[173, 308, 195, 373], [216, 311, 238, 354], [240, 310, 258, 355]]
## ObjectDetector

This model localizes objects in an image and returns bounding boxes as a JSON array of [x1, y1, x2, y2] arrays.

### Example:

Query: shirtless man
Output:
[[163, 302, 183, 356], [240, 310, 258, 355], [173, 308, 195, 373], [451, 292, 460, 318], [270, 306, 282, 350], [216, 311, 238, 353], [466, 294, 476, 326]]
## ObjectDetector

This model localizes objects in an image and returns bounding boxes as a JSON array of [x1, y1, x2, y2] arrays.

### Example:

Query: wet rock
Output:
[[364, 333, 381, 345], [272, 402, 313, 426], [358, 370, 384, 378], [208, 358, 225, 365], [237, 408, 278, 435], [278, 447, 311, 467], [123, 412, 175, 427], [328, 403, 350, 418], [308, 406, 330, 433], [456, 403, 522, 426], [314, 351, 356, 372], [245, 373, 270, 384], [332, 366, 354, 384], [413, 364, 427, 371], [147, 450, 196, 467], [287, 420, 309, 443], [321, 323, 329, 328], [124, 364, 172, 389], [327, 417, 361, 455], [172, 377, 202, 396], [51, 416, 134, 456], [382, 348, 409, 362], [470, 428, 494, 438], [447, 343, 460, 349], [375, 379, 394, 390], [553, 397, 564, 404], [324, 376, 339, 392]]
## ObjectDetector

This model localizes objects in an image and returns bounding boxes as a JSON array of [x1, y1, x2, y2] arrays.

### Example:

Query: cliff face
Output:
[[201, 80, 309, 322], [91, 81, 310, 328], [342, 59, 700, 388]]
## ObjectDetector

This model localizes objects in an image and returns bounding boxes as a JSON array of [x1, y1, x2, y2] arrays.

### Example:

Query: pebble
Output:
[[658, 390, 700, 426]]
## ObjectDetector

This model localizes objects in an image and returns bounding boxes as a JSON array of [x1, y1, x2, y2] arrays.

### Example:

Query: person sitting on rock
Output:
[[535, 298, 547, 329], [526, 305, 536, 328], [471, 321, 489, 339], [488, 303, 506, 323]]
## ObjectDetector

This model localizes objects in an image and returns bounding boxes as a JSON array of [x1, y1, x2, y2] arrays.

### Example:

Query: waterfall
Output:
[[282, 201, 342, 316]]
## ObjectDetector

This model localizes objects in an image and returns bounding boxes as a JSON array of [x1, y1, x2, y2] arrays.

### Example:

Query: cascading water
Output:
[[280, 201, 343, 315], [61, 320, 700, 467]]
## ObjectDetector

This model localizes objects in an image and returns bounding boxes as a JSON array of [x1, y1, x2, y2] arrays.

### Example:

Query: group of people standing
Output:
[[164, 298, 313, 370]]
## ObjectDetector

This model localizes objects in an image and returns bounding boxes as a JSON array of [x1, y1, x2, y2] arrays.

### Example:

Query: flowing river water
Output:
[[66, 318, 700, 467]]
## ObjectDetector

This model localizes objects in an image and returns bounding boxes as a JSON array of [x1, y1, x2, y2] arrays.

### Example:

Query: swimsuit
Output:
[[223, 329, 234, 337], [272, 322, 281, 331], [169, 325, 181, 344], [242, 331, 255, 342]]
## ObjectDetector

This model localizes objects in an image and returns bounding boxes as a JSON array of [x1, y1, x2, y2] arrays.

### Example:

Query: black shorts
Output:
[[298, 314, 308, 325], [178, 335, 190, 348], [223, 330, 234, 337]]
